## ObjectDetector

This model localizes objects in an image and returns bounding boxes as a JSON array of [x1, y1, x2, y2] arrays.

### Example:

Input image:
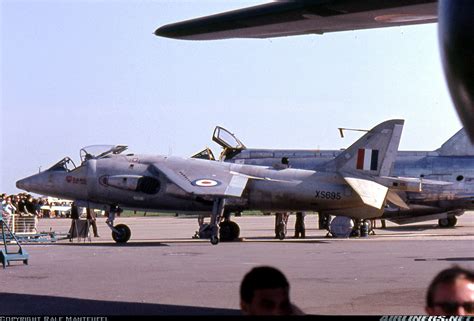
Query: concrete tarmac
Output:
[[1, 213, 473, 315]]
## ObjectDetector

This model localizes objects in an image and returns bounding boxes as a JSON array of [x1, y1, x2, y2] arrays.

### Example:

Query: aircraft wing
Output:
[[341, 174, 389, 210], [155, 0, 437, 40], [375, 176, 452, 192], [153, 158, 249, 197]]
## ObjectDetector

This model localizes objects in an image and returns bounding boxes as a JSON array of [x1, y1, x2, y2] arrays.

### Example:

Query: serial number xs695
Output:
[[315, 190, 342, 200]]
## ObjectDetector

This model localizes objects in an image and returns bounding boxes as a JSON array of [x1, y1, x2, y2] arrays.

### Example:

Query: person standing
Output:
[[294, 212, 306, 238], [318, 213, 331, 230], [274, 212, 289, 239], [68, 202, 79, 241], [86, 207, 99, 237], [2, 196, 16, 229], [25, 195, 38, 233]]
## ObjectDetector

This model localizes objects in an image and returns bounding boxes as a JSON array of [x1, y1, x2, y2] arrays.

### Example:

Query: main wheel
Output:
[[112, 224, 131, 243], [447, 216, 457, 227], [438, 218, 454, 228], [219, 221, 240, 242]]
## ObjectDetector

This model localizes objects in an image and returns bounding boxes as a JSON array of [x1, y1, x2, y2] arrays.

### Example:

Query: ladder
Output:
[[1, 215, 29, 268]]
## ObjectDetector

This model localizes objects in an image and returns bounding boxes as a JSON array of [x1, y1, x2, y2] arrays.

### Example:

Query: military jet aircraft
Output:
[[203, 125, 474, 231], [155, 0, 474, 142], [17, 119, 442, 244]]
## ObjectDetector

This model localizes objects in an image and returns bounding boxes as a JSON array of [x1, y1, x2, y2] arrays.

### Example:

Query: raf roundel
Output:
[[192, 179, 220, 187]]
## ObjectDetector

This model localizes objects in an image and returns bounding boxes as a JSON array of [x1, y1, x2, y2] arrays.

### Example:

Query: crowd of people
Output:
[[1, 192, 74, 220]]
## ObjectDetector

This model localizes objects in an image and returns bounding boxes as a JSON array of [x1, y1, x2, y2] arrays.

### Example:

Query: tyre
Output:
[[210, 236, 219, 245], [438, 218, 450, 228], [112, 224, 131, 243], [219, 221, 240, 242], [447, 216, 457, 227]]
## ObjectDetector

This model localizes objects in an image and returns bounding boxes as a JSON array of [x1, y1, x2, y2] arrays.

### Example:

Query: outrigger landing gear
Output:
[[194, 211, 240, 242]]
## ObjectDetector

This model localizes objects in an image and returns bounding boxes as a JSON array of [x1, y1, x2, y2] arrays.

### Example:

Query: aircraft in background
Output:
[[201, 125, 474, 230], [17, 119, 442, 244], [155, 0, 474, 142]]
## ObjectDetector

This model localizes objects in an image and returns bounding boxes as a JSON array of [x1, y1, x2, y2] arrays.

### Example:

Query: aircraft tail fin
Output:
[[330, 119, 404, 176], [436, 128, 474, 156]]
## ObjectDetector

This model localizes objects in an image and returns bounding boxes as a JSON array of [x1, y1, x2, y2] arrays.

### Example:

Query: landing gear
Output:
[[350, 218, 361, 237], [210, 235, 219, 245], [439, 216, 457, 228], [193, 208, 241, 243], [105, 206, 131, 243], [208, 198, 226, 245], [219, 221, 240, 242], [111, 224, 131, 243]]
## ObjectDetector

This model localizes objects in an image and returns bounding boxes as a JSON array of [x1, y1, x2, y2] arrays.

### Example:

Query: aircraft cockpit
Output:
[[212, 126, 246, 161], [191, 127, 246, 161], [80, 145, 128, 163], [47, 157, 77, 172]]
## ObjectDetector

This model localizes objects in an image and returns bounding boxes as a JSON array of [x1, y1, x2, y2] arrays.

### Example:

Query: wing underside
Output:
[[156, 1, 437, 40]]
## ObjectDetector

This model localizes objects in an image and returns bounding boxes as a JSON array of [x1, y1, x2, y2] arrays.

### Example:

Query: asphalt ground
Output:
[[1, 212, 473, 316]]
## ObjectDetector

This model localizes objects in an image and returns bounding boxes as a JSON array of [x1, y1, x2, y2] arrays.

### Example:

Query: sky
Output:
[[1, 0, 461, 194]]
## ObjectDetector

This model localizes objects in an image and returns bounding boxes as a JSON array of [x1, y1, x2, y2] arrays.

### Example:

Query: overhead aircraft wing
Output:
[[153, 157, 249, 197], [155, 0, 437, 40]]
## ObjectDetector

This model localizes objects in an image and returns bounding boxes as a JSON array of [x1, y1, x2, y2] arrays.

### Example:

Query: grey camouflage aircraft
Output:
[[200, 125, 474, 231], [155, 0, 474, 143], [16, 119, 441, 244]]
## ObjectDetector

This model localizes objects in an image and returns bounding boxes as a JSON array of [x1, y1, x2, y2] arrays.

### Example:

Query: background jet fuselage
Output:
[[221, 146, 474, 224]]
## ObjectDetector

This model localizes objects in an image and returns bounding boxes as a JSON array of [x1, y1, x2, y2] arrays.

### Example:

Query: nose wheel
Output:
[[111, 224, 131, 243]]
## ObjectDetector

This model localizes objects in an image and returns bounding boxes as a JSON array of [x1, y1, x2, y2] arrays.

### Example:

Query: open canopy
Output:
[[80, 145, 128, 163]]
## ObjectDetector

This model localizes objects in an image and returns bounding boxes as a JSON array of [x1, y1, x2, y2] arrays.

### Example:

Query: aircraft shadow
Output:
[[240, 236, 331, 244], [0, 293, 241, 315], [39, 241, 171, 247], [414, 257, 474, 262], [378, 224, 438, 232], [45, 237, 333, 245]]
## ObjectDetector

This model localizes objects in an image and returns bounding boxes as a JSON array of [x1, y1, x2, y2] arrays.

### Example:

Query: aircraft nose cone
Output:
[[16, 177, 30, 191]]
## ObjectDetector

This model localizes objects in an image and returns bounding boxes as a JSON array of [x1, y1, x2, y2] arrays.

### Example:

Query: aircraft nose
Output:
[[16, 177, 31, 191], [16, 174, 42, 192]]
